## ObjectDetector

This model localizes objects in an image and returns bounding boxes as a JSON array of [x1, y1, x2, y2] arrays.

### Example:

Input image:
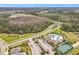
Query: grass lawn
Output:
[[0, 34, 20, 43], [51, 26, 62, 34], [20, 33, 33, 39], [21, 43, 32, 55], [61, 31, 78, 44], [0, 33, 33, 43], [67, 46, 79, 55]]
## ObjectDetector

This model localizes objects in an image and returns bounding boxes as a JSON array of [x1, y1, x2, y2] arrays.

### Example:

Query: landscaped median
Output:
[[0, 33, 33, 44]]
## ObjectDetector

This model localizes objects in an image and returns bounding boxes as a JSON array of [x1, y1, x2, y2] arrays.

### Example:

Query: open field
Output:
[[67, 46, 79, 55], [61, 31, 78, 44], [0, 33, 33, 43]]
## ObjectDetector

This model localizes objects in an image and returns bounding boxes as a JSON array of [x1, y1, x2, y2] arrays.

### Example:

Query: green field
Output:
[[67, 46, 79, 55], [20, 33, 33, 39], [0, 33, 33, 43]]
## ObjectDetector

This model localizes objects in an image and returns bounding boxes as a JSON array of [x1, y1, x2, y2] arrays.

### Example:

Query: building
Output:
[[57, 44, 72, 54], [10, 47, 21, 54], [48, 34, 63, 45], [40, 11, 48, 14]]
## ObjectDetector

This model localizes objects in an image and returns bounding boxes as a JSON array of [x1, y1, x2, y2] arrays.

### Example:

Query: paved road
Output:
[[0, 38, 8, 55]]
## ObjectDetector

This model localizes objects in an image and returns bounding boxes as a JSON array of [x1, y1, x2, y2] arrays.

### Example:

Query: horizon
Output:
[[0, 4, 79, 7]]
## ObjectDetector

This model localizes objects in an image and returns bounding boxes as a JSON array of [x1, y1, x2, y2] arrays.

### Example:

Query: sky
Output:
[[0, 4, 79, 7]]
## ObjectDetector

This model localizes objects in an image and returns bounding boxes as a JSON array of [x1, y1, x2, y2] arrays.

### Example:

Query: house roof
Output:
[[10, 47, 21, 54], [57, 44, 72, 54]]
